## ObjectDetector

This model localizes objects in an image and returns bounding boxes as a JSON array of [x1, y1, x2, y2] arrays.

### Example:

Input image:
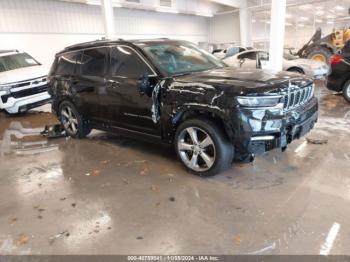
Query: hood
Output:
[[0, 65, 48, 85], [174, 67, 312, 94]]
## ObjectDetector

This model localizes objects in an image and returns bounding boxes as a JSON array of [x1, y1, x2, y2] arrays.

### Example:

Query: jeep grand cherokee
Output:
[[48, 39, 318, 176]]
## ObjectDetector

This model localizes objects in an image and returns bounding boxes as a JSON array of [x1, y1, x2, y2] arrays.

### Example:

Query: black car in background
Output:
[[326, 41, 350, 103], [48, 39, 318, 176]]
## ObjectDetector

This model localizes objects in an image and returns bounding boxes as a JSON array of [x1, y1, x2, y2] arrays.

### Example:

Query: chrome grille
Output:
[[283, 84, 314, 111]]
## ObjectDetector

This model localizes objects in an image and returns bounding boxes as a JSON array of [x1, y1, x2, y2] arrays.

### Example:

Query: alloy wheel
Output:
[[61, 106, 79, 135], [177, 127, 216, 172], [346, 83, 350, 98]]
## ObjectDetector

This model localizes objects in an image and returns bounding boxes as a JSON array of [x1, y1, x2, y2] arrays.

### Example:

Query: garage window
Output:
[[81, 47, 108, 77]]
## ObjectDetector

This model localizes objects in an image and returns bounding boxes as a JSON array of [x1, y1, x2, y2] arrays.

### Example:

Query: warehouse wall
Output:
[[0, 0, 210, 67], [209, 12, 241, 46]]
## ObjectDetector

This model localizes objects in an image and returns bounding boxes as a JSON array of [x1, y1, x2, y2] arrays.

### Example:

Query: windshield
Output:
[[284, 52, 299, 60], [0, 53, 39, 73], [141, 42, 226, 76]]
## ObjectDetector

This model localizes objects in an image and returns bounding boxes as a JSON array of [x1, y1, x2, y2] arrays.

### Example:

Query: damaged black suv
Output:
[[48, 39, 318, 176]]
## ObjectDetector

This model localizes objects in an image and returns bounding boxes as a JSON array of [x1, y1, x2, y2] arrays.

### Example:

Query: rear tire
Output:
[[58, 100, 91, 138], [306, 47, 333, 64], [175, 118, 234, 177], [343, 80, 350, 103]]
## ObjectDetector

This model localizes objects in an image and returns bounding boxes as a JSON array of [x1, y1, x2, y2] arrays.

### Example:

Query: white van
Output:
[[0, 50, 51, 114]]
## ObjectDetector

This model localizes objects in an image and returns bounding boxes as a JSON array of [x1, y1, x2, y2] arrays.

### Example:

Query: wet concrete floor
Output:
[[0, 81, 350, 255]]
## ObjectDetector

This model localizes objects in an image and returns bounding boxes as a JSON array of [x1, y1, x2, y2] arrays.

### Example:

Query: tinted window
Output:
[[238, 52, 256, 60], [111, 46, 152, 78], [81, 48, 107, 77], [56, 52, 81, 75]]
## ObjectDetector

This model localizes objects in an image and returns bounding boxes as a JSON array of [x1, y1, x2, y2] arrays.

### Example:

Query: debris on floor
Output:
[[169, 197, 176, 202], [151, 185, 159, 192], [136, 236, 144, 240], [16, 233, 29, 246], [49, 230, 69, 245], [41, 124, 66, 139], [91, 170, 101, 176], [8, 217, 17, 225], [306, 137, 328, 145]]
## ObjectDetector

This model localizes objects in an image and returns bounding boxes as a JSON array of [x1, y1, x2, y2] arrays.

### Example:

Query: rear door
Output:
[[106, 45, 160, 135], [74, 47, 109, 121]]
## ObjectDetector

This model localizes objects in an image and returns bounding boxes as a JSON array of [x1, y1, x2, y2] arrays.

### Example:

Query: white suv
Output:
[[0, 50, 51, 114]]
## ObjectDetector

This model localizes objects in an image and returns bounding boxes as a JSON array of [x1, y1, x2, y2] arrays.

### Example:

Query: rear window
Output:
[[80, 47, 108, 77], [56, 51, 81, 76], [0, 53, 39, 73]]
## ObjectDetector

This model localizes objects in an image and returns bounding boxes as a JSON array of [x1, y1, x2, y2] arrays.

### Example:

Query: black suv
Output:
[[326, 41, 350, 103], [48, 39, 318, 176]]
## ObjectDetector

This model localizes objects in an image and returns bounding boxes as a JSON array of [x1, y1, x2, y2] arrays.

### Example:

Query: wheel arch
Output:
[[286, 67, 305, 74], [170, 106, 232, 142]]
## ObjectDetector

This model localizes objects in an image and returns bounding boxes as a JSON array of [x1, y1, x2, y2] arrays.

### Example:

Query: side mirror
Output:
[[239, 58, 245, 67], [137, 74, 153, 97]]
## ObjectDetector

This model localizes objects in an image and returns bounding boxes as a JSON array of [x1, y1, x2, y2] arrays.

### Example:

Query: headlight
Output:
[[0, 85, 11, 94], [237, 95, 282, 107]]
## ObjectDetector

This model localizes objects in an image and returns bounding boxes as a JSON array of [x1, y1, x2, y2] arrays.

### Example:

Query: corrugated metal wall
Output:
[[0, 0, 210, 38], [0, 0, 104, 34], [0, 0, 211, 65]]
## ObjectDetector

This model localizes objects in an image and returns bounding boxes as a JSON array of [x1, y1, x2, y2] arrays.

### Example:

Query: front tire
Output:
[[306, 46, 333, 64], [58, 101, 91, 138], [175, 118, 234, 177], [343, 80, 350, 103]]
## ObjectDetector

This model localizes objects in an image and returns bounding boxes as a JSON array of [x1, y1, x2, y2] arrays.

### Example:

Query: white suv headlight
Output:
[[0, 85, 11, 94], [237, 95, 282, 107]]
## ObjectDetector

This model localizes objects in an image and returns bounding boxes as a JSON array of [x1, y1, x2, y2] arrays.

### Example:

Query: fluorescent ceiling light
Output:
[[285, 22, 293, 26], [300, 17, 309, 21], [315, 19, 323, 23], [252, 19, 256, 23], [335, 5, 345, 11], [327, 21, 334, 24], [156, 8, 179, 14], [326, 15, 335, 19], [86, 0, 100, 5], [196, 12, 213, 17], [297, 24, 305, 27], [265, 21, 271, 24], [315, 10, 325, 16], [285, 13, 292, 18]]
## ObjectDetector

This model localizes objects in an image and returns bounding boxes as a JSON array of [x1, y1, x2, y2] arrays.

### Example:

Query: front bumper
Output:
[[233, 97, 318, 155], [0, 91, 51, 114]]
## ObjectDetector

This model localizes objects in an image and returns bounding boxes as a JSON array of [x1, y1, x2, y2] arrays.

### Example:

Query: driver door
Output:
[[105, 45, 160, 136], [257, 51, 270, 69]]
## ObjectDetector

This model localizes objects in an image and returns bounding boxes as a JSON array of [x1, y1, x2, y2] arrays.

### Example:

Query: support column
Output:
[[239, 1, 252, 47], [101, 0, 114, 39], [267, 0, 287, 71]]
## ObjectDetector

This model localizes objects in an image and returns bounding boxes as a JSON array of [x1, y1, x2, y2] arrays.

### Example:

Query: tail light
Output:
[[330, 55, 344, 65]]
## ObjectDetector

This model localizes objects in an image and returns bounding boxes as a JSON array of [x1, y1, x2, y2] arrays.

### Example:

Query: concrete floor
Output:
[[0, 81, 350, 255]]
